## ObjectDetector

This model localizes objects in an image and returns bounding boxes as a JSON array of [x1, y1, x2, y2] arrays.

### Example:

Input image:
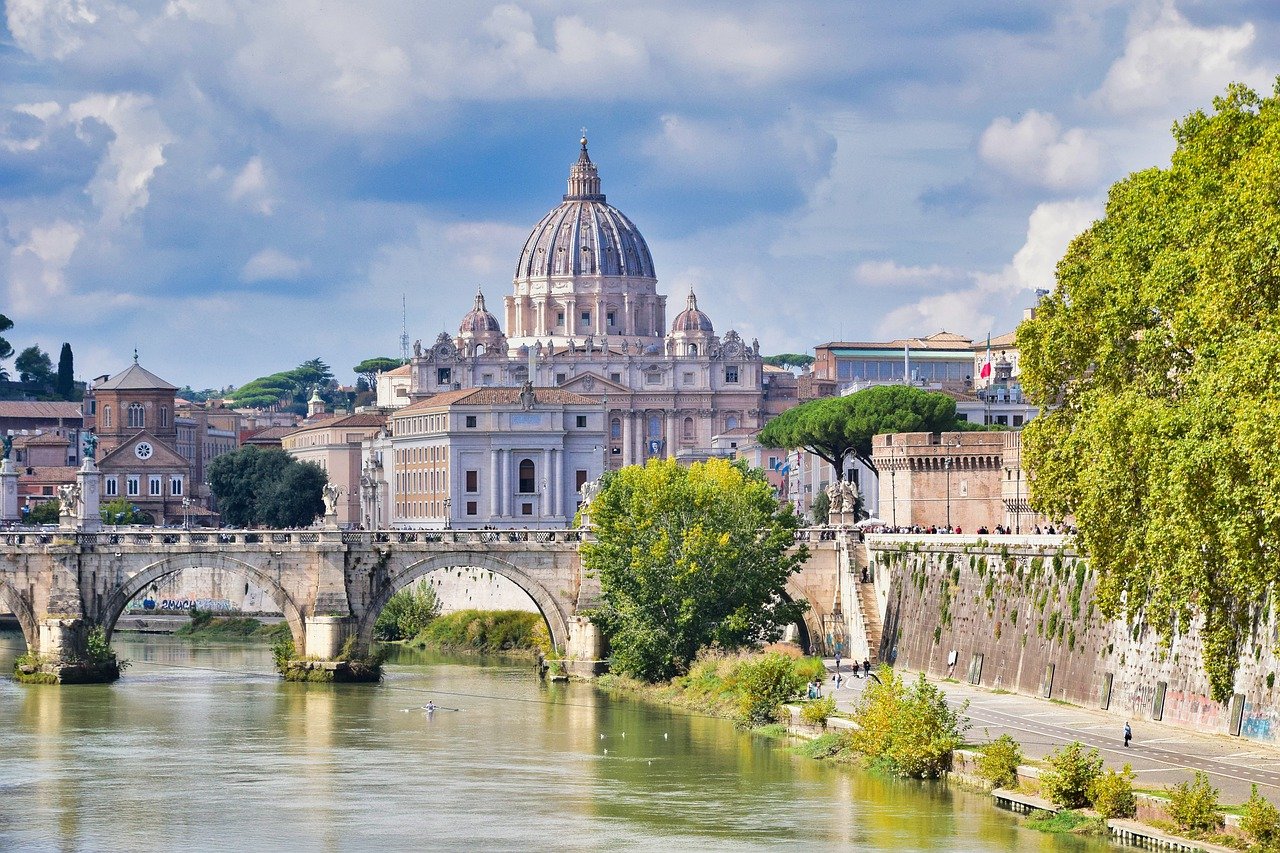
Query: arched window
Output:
[[725, 415, 739, 432], [687, 344, 698, 356], [102, 405, 112, 428], [128, 402, 144, 429], [683, 417, 694, 439], [518, 459, 536, 493], [647, 415, 661, 437], [160, 406, 169, 428], [610, 418, 621, 439]]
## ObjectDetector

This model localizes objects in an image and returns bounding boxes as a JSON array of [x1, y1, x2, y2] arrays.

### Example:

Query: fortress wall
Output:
[[866, 536, 1280, 744]]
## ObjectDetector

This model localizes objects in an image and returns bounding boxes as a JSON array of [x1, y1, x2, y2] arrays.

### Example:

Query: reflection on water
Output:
[[0, 631, 1112, 851]]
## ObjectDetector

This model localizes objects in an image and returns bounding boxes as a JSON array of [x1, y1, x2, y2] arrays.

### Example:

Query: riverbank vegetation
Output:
[[374, 585, 440, 641], [582, 458, 808, 682], [176, 609, 291, 642], [409, 609, 548, 654]]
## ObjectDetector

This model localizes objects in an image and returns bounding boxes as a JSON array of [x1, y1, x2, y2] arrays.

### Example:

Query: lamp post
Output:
[[182, 496, 191, 530], [443, 497, 451, 530], [945, 454, 952, 531]]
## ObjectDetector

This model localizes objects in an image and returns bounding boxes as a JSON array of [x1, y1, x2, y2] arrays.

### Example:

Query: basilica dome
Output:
[[459, 289, 501, 334], [514, 137, 656, 281], [671, 289, 713, 333]]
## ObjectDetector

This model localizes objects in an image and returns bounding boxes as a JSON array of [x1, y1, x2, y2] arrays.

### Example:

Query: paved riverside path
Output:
[[824, 661, 1280, 806]]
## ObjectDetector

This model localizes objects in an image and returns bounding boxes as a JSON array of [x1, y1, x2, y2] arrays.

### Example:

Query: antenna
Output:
[[399, 294, 410, 362]]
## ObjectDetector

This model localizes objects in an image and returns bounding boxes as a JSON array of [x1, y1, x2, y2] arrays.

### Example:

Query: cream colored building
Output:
[[282, 411, 386, 527], [399, 137, 767, 469]]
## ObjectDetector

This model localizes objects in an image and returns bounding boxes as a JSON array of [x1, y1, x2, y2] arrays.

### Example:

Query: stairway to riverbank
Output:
[[856, 581, 882, 663]]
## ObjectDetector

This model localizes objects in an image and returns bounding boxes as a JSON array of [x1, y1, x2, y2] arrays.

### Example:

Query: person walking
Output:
[[1124, 722, 1132, 748], [862, 658, 871, 678]]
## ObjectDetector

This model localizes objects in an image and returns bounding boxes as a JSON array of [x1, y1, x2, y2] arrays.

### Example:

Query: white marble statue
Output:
[[322, 483, 341, 515]]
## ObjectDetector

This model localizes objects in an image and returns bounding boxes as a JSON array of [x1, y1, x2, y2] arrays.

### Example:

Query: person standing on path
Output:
[[1124, 722, 1132, 748]]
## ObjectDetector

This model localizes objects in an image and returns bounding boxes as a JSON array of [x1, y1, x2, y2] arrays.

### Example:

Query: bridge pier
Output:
[[563, 615, 606, 677], [14, 617, 120, 685], [279, 615, 381, 683]]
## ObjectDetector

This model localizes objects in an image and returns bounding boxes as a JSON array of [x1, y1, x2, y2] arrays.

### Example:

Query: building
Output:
[[0, 401, 83, 468], [281, 410, 387, 527], [85, 360, 208, 525], [375, 363, 412, 409], [174, 404, 240, 490], [377, 386, 604, 530], [401, 137, 767, 471], [814, 332, 975, 392]]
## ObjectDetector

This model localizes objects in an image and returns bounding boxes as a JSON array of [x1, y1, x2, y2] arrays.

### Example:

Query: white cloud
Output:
[[5, 0, 99, 60], [7, 219, 84, 313], [66, 93, 173, 227], [240, 248, 308, 282], [641, 113, 834, 191], [853, 260, 965, 289], [875, 292, 995, 341], [1093, 3, 1269, 115], [979, 110, 1102, 190], [228, 156, 274, 215]]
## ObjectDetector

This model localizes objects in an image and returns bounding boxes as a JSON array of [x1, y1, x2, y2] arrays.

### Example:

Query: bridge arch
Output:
[[0, 580, 37, 652], [782, 579, 824, 656], [357, 551, 572, 653], [99, 553, 306, 652]]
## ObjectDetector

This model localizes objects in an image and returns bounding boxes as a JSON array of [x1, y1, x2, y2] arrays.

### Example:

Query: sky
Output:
[[2, 1, 1279, 389]]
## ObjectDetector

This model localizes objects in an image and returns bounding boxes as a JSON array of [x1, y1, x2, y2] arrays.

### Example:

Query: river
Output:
[[0, 631, 1116, 851]]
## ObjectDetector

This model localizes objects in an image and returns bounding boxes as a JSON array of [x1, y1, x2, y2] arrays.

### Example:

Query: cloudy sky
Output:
[[2, 1, 1278, 388]]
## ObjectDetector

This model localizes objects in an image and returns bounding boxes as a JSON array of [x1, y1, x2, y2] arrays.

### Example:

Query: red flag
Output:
[[979, 357, 991, 378]]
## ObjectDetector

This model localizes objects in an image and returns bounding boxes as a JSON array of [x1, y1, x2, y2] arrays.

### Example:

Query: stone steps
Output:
[[856, 580, 882, 664]]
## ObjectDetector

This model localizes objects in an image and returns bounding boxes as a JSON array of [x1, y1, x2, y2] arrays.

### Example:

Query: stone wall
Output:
[[866, 535, 1280, 744]]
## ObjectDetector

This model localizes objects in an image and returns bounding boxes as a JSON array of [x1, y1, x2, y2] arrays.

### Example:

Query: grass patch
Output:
[[176, 616, 290, 641], [1024, 809, 1107, 836], [412, 609, 549, 655], [794, 731, 854, 761], [751, 723, 790, 740]]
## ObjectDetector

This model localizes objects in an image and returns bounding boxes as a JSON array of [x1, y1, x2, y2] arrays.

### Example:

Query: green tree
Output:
[[849, 667, 968, 778], [374, 583, 440, 641], [762, 353, 815, 370], [25, 500, 61, 524], [55, 343, 74, 400], [1039, 741, 1103, 809], [732, 651, 808, 725], [14, 345, 53, 385], [1241, 783, 1280, 848], [810, 488, 830, 525], [0, 313, 13, 363], [100, 499, 152, 525], [229, 359, 337, 412], [207, 446, 325, 527], [583, 458, 809, 681], [1167, 771, 1221, 833], [759, 384, 970, 480], [1018, 83, 1280, 700], [353, 357, 404, 389]]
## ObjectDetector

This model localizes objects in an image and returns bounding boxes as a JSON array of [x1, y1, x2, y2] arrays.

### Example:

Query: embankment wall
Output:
[[866, 535, 1280, 744]]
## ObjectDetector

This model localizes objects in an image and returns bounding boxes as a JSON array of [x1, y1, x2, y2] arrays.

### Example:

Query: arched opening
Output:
[[127, 402, 145, 429], [356, 552, 571, 653], [687, 344, 698, 356], [682, 417, 694, 440], [102, 404, 112, 428], [518, 459, 536, 493], [100, 554, 306, 655], [610, 417, 621, 439], [0, 580, 38, 653]]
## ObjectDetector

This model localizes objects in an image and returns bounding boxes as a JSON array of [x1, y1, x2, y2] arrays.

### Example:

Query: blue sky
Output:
[[2, 1, 1279, 388]]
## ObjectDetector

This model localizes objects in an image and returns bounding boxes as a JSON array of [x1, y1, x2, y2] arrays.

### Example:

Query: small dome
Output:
[[671, 289, 713, 334], [459, 290, 501, 334]]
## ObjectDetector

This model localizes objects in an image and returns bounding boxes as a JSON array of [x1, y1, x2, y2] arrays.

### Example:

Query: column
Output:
[[555, 446, 565, 520], [622, 293, 633, 336], [595, 296, 605, 336], [665, 411, 677, 459], [567, 298, 577, 339], [621, 410, 633, 466], [502, 450, 512, 518], [76, 459, 102, 532], [540, 449, 551, 518], [536, 297, 547, 338], [490, 450, 501, 517], [0, 458, 17, 522]]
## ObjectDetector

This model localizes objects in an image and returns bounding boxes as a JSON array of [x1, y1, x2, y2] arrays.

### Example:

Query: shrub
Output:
[[1040, 742, 1102, 809], [796, 731, 850, 759], [374, 584, 440, 641], [850, 666, 968, 779], [1091, 763, 1137, 819], [271, 635, 295, 673], [1241, 784, 1280, 847], [801, 696, 837, 727], [188, 607, 214, 630], [976, 734, 1023, 789], [732, 652, 806, 726], [1167, 771, 1221, 833], [415, 609, 546, 653]]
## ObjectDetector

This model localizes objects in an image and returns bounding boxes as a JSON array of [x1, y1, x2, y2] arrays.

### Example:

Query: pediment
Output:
[[558, 371, 630, 395], [98, 431, 188, 468]]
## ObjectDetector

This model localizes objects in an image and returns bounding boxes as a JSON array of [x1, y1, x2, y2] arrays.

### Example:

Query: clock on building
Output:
[[134, 441, 154, 460]]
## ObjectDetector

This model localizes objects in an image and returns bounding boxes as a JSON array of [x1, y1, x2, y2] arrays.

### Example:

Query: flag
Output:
[[979, 333, 992, 379]]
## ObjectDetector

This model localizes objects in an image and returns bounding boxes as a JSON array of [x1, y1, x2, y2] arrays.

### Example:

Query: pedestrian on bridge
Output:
[[1124, 722, 1132, 748]]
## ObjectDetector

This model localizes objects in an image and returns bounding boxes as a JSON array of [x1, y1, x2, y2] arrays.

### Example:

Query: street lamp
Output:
[[182, 496, 191, 530], [443, 497, 451, 530]]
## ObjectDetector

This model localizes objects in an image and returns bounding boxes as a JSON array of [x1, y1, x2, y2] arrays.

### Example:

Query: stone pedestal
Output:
[[564, 615, 607, 677], [324, 511, 339, 530], [0, 458, 17, 522], [76, 460, 102, 532], [304, 614, 355, 659]]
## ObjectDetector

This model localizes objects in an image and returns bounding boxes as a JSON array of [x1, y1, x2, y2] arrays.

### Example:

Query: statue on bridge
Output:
[[1, 434, 11, 461], [83, 432, 98, 461], [57, 482, 81, 516], [322, 483, 342, 516], [826, 481, 845, 515]]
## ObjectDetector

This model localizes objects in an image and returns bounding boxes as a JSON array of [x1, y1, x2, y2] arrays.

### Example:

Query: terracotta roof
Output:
[[18, 466, 79, 482], [385, 364, 411, 377], [243, 425, 293, 443], [18, 433, 71, 446], [0, 401, 83, 419], [972, 331, 1017, 351], [397, 386, 598, 414], [284, 411, 386, 437], [93, 362, 177, 391]]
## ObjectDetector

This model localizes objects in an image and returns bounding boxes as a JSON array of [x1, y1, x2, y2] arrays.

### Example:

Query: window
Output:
[[465, 415, 477, 428], [610, 418, 621, 439], [102, 405, 112, 428], [128, 402, 145, 428], [160, 406, 169, 428], [725, 366, 739, 383], [576, 470, 588, 492], [482, 373, 493, 385], [726, 416, 739, 431], [466, 501, 477, 516], [89, 400, 96, 415], [610, 373, 621, 383], [687, 345, 698, 356], [647, 415, 661, 436], [576, 415, 587, 428], [465, 470, 478, 492], [1013, 414, 1024, 427], [437, 367, 452, 385], [105, 476, 118, 497], [683, 417, 694, 439], [580, 311, 590, 325], [556, 311, 565, 327], [683, 372, 695, 385], [522, 503, 533, 515], [556, 373, 566, 385], [645, 371, 661, 385], [170, 476, 183, 496], [518, 459, 536, 493], [127, 475, 140, 497], [149, 476, 162, 496], [606, 311, 616, 327]]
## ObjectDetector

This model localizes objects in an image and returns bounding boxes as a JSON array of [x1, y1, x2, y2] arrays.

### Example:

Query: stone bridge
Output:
[[0, 526, 853, 682]]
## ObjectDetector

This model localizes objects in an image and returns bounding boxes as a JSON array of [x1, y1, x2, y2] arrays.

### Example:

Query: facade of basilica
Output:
[[398, 137, 769, 469]]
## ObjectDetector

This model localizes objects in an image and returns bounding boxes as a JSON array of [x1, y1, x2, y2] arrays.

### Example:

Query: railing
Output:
[[3, 526, 845, 549]]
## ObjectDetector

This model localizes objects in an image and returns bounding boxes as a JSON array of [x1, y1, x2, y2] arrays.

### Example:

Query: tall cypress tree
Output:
[[55, 343, 74, 400]]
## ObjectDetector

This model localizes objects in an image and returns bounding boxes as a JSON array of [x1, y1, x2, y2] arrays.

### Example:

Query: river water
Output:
[[0, 632, 1115, 852]]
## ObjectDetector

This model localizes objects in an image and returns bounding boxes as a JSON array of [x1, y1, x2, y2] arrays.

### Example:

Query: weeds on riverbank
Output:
[[374, 586, 440, 642], [849, 665, 968, 779], [410, 609, 548, 654], [1024, 809, 1107, 836], [176, 612, 290, 642]]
